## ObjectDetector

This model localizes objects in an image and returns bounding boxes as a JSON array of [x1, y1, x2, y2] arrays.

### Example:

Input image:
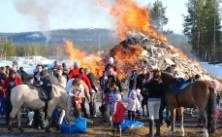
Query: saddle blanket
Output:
[[170, 80, 191, 94]]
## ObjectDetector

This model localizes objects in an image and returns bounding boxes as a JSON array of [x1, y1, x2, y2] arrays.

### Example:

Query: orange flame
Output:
[[110, 0, 167, 42], [64, 40, 104, 78], [111, 43, 144, 80]]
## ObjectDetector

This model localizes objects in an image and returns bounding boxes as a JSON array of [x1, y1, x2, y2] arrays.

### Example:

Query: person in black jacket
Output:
[[35, 70, 52, 124], [33, 64, 44, 85], [146, 69, 163, 137], [105, 67, 122, 93], [128, 70, 137, 97], [85, 68, 98, 117], [136, 67, 149, 116], [39, 70, 52, 102]]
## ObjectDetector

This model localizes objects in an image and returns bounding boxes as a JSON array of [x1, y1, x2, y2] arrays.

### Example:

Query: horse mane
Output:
[[161, 71, 177, 83], [49, 75, 59, 85]]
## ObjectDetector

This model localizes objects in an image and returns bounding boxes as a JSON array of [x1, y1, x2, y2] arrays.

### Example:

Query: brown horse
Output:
[[161, 72, 216, 137]]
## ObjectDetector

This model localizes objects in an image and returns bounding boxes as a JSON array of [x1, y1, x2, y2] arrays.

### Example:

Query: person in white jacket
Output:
[[127, 89, 143, 121]]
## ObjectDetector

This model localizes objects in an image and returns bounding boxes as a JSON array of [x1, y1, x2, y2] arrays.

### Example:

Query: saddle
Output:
[[35, 87, 51, 102], [170, 79, 191, 94]]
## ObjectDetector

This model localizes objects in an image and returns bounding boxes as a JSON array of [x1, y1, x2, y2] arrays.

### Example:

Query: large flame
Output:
[[109, 0, 167, 42], [64, 40, 104, 77], [111, 43, 144, 80]]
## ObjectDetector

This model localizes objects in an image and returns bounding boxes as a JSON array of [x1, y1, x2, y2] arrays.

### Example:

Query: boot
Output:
[[154, 119, 161, 137], [148, 119, 154, 137]]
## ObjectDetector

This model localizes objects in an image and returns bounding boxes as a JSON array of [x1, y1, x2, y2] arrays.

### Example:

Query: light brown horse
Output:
[[161, 72, 216, 137], [9, 83, 73, 132]]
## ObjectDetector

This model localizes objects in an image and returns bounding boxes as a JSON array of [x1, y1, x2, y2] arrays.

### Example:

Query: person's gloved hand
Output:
[[36, 81, 43, 87], [68, 92, 74, 97]]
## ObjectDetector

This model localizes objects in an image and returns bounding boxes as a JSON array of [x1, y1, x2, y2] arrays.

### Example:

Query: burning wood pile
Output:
[[110, 31, 222, 87], [64, 0, 222, 89]]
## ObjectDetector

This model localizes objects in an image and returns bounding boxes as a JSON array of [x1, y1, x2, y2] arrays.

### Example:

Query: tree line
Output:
[[183, 0, 221, 62], [150, 0, 222, 62], [0, 39, 67, 60]]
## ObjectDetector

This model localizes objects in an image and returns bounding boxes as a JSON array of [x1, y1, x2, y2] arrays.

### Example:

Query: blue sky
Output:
[[0, 0, 188, 34]]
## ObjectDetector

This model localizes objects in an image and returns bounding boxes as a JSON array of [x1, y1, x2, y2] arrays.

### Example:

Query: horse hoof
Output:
[[19, 128, 24, 133], [45, 128, 52, 133], [8, 127, 12, 132], [169, 131, 175, 136], [55, 125, 60, 130]]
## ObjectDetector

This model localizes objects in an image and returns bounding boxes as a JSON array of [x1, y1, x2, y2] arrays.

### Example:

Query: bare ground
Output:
[[0, 116, 221, 137]]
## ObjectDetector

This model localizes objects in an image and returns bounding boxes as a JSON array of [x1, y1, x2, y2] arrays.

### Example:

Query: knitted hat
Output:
[[115, 93, 122, 101], [73, 61, 79, 67]]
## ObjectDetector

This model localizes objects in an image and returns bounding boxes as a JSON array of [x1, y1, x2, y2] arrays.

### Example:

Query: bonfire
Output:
[[64, 0, 222, 89]]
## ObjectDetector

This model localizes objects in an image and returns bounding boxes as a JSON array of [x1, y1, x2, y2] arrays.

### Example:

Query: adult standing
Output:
[[3, 69, 22, 124], [146, 69, 163, 137], [85, 68, 98, 117], [62, 62, 69, 80], [128, 70, 137, 97], [68, 62, 80, 79], [33, 64, 44, 128], [0, 67, 6, 117], [33, 64, 44, 85], [136, 67, 148, 116]]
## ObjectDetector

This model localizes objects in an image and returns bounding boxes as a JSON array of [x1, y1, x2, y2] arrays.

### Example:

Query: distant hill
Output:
[[0, 29, 190, 53], [0, 29, 120, 50]]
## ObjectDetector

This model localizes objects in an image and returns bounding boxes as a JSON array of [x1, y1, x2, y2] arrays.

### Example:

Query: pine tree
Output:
[[183, 0, 221, 61], [150, 0, 168, 32]]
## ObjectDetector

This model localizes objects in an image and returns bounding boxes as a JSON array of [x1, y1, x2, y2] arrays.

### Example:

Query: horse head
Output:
[[51, 84, 73, 123], [160, 71, 177, 90]]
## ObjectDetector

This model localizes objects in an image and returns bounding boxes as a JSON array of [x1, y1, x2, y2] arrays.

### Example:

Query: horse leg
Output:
[[178, 107, 185, 136], [200, 110, 209, 137], [8, 107, 20, 131], [45, 103, 55, 132], [58, 109, 65, 125], [28, 111, 34, 126], [17, 110, 23, 133], [169, 108, 176, 136]]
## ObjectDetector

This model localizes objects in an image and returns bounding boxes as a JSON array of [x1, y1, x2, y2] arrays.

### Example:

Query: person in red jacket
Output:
[[3, 69, 22, 124], [112, 94, 125, 137], [79, 68, 92, 91], [68, 61, 80, 79], [0, 67, 7, 117]]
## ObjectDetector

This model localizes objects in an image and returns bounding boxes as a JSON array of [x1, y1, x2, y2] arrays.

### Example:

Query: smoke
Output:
[[14, 0, 58, 42]]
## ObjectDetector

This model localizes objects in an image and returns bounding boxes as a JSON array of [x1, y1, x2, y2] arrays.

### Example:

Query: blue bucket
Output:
[[60, 118, 87, 133], [115, 120, 144, 132]]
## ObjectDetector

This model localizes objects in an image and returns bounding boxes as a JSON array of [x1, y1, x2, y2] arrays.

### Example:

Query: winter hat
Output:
[[108, 57, 114, 65], [115, 93, 122, 101], [73, 61, 79, 67]]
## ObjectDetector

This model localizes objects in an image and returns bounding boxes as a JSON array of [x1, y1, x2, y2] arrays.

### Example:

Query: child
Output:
[[69, 78, 84, 118], [112, 94, 125, 137], [108, 83, 120, 115], [101, 83, 121, 123], [127, 89, 143, 121], [136, 89, 143, 119]]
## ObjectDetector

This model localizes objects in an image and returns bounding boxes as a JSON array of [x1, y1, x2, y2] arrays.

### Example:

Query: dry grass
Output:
[[84, 123, 222, 137]]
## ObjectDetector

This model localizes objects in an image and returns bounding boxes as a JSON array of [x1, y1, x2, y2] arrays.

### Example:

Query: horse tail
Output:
[[206, 86, 217, 133]]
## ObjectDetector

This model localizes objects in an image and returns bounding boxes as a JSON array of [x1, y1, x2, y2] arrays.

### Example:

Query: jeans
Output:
[[89, 92, 96, 116], [81, 98, 88, 118], [0, 97, 5, 116]]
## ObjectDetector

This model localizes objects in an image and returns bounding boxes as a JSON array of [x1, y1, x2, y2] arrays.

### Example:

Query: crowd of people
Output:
[[0, 57, 221, 137]]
